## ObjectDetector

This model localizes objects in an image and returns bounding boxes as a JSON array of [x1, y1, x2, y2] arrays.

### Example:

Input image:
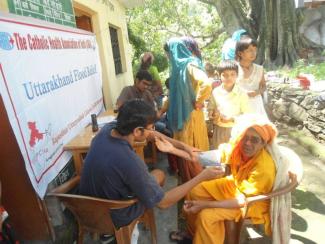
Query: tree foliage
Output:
[[127, 0, 225, 72], [128, 27, 169, 73], [128, 27, 146, 62], [129, 0, 323, 69], [199, 0, 322, 67]]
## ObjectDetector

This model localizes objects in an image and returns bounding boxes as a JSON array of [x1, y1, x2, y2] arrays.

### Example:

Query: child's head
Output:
[[235, 37, 257, 61], [205, 62, 216, 77], [217, 60, 238, 87]]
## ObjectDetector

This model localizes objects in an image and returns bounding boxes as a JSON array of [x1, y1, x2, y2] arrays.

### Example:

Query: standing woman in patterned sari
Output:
[[163, 37, 212, 182]]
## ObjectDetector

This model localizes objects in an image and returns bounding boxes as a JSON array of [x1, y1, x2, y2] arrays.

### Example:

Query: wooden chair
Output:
[[48, 176, 157, 244], [144, 142, 158, 164], [224, 146, 303, 244]]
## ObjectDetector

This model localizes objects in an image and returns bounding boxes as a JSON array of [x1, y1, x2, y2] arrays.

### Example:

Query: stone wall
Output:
[[267, 82, 325, 142]]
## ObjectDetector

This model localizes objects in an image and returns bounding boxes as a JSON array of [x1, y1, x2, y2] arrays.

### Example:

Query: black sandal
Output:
[[169, 230, 192, 243]]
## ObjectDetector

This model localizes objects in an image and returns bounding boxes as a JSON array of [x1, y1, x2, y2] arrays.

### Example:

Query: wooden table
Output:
[[64, 110, 147, 175]]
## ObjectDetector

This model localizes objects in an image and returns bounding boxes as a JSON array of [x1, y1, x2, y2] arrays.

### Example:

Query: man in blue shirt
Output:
[[79, 99, 223, 229]]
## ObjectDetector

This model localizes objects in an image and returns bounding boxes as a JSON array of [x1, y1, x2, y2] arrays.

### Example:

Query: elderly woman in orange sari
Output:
[[180, 114, 290, 244], [156, 114, 289, 243], [182, 114, 278, 244], [155, 114, 296, 243]]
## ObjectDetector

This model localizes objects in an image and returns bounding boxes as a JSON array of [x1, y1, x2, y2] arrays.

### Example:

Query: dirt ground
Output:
[[276, 129, 325, 244]]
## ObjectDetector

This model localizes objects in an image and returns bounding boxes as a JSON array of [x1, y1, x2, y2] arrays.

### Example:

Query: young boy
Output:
[[208, 60, 251, 149]]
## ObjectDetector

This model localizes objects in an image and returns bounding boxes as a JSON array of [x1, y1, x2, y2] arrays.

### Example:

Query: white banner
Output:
[[0, 13, 104, 198]]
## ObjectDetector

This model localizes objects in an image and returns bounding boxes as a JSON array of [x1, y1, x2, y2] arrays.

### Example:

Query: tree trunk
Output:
[[200, 0, 318, 67]]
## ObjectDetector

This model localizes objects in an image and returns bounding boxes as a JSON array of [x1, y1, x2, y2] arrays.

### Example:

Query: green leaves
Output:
[[127, 0, 225, 71], [278, 60, 325, 80]]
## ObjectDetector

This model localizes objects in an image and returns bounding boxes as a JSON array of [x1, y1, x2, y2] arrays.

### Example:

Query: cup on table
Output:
[[205, 164, 231, 177]]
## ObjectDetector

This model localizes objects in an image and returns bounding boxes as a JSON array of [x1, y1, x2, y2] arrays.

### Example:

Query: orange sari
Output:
[[185, 115, 277, 244]]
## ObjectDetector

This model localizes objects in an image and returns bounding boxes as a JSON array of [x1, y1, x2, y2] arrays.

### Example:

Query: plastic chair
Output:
[[224, 146, 303, 244], [48, 176, 157, 244]]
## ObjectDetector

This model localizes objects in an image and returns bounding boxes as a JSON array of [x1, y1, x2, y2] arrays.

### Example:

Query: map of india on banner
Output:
[[0, 13, 103, 198]]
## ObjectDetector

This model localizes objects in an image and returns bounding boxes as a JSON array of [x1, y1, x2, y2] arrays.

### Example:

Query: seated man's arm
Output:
[[116, 87, 130, 109], [154, 137, 193, 161], [150, 169, 165, 186], [126, 152, 223, 210], [116, 100, 123, 109], [150, 131, 200, 161], [156, 167, 225, 209], [125, 156, 165, 209]]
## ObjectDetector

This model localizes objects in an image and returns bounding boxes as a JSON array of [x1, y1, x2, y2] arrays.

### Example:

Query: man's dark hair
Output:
[[116, 99, 157, 136], [135, 70, 153, 82], [217, 60, 239, 74], [235, 37, 257, 60]]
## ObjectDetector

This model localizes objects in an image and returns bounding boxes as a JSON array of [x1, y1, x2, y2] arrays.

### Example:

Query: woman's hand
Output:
[[197, 166, 225, 182], [288, 171, 297, 183], [209, 109, 220, 121], [183, 200, 207, 213], [208, 110, 214, 120], [146, 130, 158, 142]]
